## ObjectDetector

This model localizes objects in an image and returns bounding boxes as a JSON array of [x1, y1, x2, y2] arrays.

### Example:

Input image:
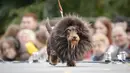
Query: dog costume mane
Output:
[[48, 16, 92, 62]]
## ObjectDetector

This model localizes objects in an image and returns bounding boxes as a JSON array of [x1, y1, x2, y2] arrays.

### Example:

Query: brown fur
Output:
[[47, 15, 92, 66]]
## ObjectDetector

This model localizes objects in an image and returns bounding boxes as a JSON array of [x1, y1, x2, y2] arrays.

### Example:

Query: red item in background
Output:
[[128, 44, 130, 49], [84, 49, 93, 60]]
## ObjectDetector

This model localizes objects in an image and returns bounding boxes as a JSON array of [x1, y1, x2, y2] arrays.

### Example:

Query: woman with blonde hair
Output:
[[91, 33, 110, 61], [17, 29, 47, 61]]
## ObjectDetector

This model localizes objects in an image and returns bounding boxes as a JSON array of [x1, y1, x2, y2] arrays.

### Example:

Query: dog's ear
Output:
[[45, 18, 53, 34]]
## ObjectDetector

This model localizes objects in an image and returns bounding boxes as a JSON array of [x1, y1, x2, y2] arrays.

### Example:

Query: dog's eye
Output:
[[67, 29, 71, 33]]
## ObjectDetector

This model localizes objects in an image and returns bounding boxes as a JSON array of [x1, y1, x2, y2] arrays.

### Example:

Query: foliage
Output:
[[0, 0, 44, 34], [0, 0, 130, 34]]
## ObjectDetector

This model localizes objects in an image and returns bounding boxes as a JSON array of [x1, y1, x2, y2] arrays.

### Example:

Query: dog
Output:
[[47, 15, 92, 66]]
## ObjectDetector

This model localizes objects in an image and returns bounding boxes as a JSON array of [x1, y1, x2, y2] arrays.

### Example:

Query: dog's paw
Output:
[[49, 62, 57, 66], [67, 61, 76, 67]]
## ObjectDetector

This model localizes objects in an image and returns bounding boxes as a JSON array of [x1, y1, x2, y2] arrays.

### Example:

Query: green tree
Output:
[[0, 0, 130, 35]]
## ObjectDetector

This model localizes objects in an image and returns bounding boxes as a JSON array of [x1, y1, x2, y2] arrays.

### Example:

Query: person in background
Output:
[[17, 29, 37, 61], [107, 26, 130, 60], [3, 24, 20, 38], [126, 19, 130, 43], [112, 16, 128, 30], [91, 33, 110, 61], [17, 29, 48, 61], [94, 17, 113, 45], [126, 27, 130, 44], [84, 17, 113, 60], [84, 22, 94, 60], [89, 22, 95, 36], [20, 13, 38, 31]]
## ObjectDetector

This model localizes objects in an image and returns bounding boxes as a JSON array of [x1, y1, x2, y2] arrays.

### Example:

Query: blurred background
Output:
[[0, 0, 130, 34], [0, 0, 130, 62]]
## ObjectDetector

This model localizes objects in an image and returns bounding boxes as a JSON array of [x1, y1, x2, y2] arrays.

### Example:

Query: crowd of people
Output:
[[0, 13, 50, 61], [84, 16, 130, 61], [0, 13, 130, 62]]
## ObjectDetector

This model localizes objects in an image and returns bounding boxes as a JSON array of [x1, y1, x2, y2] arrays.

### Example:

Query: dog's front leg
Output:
[[67, 60, 76, 67]]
